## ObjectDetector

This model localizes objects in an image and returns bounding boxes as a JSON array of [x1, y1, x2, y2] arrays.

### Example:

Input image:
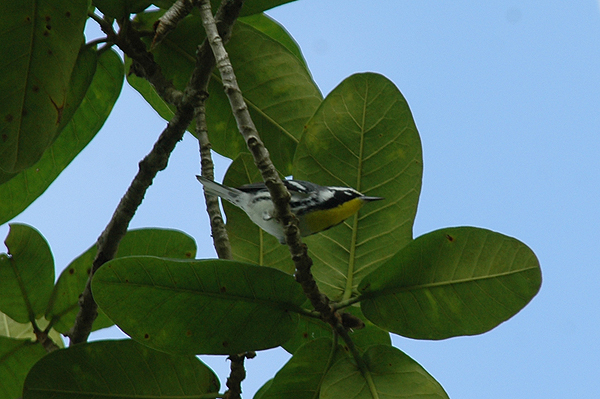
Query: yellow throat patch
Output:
[[303, 197, 366, 235]]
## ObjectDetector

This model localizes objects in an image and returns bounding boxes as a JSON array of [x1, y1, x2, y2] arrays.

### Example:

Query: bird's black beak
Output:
[[362, 196, 384, 202]]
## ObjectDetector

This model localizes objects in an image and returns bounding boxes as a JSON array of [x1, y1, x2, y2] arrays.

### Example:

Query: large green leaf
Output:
[[359, 227, 542, 340], [293, 73, 423, 301], [260, 338, 346, 399], [0, 0, 90, 173], [238, 14, 307, 68], [47, 228, 196, 334], [253, 379, 273, 399], [153, 0, 297, 17], [92, 257, 306, 355], [282, 305, 390, 354], [0, 45, 97, 185], [320, 345, 448, 399], [93, 0, 152, 18], [0, 48, 124, 225], [0, 224, 54, 324], [23, 339, 219, 399], [0, 336, 47, 399], [128, 12, 322, 175], [219, 153, 293, 273]]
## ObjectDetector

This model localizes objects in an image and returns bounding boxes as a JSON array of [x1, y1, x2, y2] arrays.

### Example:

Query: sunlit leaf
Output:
[[0, 224, 54, 323], [47, 228, 196, 334], [238, 13, 307, 68], [0, 0, 90, 173], [320, 344, 448, 399], [0, 312, 64, 349], [359, 227, 542, 339], [0, 48, 123, 225], [92, 257, 306, 354], [23, 340, 219, 399], [128, 12, 321, 174], [294, 73, 423, 301]]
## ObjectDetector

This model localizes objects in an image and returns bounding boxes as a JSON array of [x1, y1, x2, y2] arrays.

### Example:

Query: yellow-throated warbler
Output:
[[196, 175, 383, 244]]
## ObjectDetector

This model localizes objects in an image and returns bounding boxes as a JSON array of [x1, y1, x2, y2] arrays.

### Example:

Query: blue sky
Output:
[[2, 1, 600, 398]]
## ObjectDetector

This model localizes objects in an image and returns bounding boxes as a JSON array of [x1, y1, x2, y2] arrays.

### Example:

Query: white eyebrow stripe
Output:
[[286, 181, 306, 191]]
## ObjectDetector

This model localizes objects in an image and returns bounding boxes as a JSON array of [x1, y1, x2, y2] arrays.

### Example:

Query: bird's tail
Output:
[[196, 175, 243, 204]]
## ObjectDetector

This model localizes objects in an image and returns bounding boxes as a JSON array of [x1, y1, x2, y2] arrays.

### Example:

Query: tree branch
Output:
[[152, 0, 197, 48], [224, 352, 255, 399], [197, 0, 344, 331], [196, 100, 234, 259], [68, 0, 244, 345]]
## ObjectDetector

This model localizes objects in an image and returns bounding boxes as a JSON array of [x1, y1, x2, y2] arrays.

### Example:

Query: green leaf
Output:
[[128, 12, 322, 175], [0, 0, 90, 173], [55, 45, 99, 137], [253, 379, 273, 399], [47, 228, 196, 334], [23, 339, 220, 399], [320, 344, 449, 399], [0, 311, 64, 348], [260, 338, 346, 399], [0, 336, 47, 399], [238, 14, 307, 68], [92, 257, 306, 355], [0, 48, 124, 225], [0, 224, 54, 324], [153, 0, 297, 17], [0, 45, 97, 186], [93, 0, 152, 18], [282, 305, 390, 354], [293, 73, 423, 301], [220, 153, 293, 274], [359, 227, 542, 340]]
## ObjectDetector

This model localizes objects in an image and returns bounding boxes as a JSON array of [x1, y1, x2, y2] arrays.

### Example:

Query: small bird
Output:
[[196, 175, 383, 244]]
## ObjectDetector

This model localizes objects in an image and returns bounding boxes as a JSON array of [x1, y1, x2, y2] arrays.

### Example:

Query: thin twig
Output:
[[117, 19, 184, 106], [68, 0, 244, 345], [152, 0, 197, 48], [196, 101, 233, 259], [197, 0, 342, 328], [33, 322, 59, 353], [69, 105, 198, 344]]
